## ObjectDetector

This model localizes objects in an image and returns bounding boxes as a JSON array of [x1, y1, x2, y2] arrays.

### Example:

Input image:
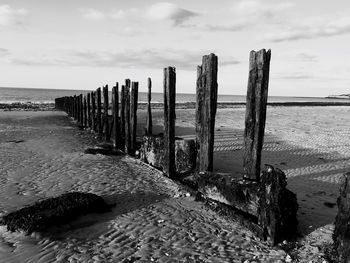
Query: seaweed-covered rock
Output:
[[333, 173, 350, 263], [0, 192, 110, 234]]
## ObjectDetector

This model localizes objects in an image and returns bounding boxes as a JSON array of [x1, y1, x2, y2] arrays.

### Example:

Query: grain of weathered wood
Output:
[[87, 93, 91, 128], [130, 82, 139, 155], [91, 92, 96, 131], [243, 49, 271, 181], [112, 83, 119, 147], [124, 80, 131, 154], [83, 95, 87, 127], [146, 77, 153, 135], [196, 53, 218, 172], [120, 85, 126, 147], [103, 85, 110, 140], [96, 87, 102, 133], [163, 67, 176, 178]]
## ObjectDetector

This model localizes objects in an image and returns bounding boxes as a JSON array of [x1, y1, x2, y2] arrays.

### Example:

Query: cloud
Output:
[[9, 49, 239, 70], [0, 48, 10, 55], [146, 2, 199, 26], [274, 73, 313, 80], [296, 53, 318, 62], [80, 8, 105, 20], [267, 16, 350, 42], [0, 5, 27, 26]]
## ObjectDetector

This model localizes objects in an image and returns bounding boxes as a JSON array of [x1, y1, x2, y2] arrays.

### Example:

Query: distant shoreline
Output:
[[2, 101, 350, 111]]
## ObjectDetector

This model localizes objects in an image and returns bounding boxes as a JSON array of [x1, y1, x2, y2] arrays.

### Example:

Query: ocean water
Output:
[[0, 87, 346, 104]]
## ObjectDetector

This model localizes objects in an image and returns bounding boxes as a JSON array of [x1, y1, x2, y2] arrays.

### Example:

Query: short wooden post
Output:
[[112, 83, 119, 147], [146, 77, 153, 135], [91, 92, 96, 131], [83, 95, 87, 127], [120, 85, 126, 147], [96, 87, 102, 133], [163, 67, 176, 178], [243, 49, 271, 181], [195, 53, 218, 172], [79, 94, 83, 125], [103, 85, 110, 141], [87, 93, 91, 128], [73, 95, 77, 119], [130, 81, 139, 154], [124, 80, 131, 153]]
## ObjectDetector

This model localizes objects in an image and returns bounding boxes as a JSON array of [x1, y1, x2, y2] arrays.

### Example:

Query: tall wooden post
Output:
[[91, 92, 96, 131], [103, 85, 110, 141], [124, 80, 131, 154], [196, 53, 218, 172], [163, 67, 176, 178], [130, 82, 139, 154], [73, 95, 77, 120], [79, 94, 83, 126], [112, 83, 119, 147], [120, 85, 126, 147], [243, 49, 271, 181], [96, 87, 102, 133], [146, 77, 153, 135], [87, 93, 91, 128], [83, 95, 87, 127]]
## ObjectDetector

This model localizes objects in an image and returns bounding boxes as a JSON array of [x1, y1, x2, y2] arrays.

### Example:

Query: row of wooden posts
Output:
[[55, 50, 270, 181]]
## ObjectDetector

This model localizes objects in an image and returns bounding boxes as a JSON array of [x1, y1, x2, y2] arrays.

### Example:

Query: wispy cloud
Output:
[[9, 49, 239, 70], [267, 16, 350, 42], [274, 73, 313, 80], [296, 53, 318, 62], [79, 8, 105, 21], [146, 2, 199, 26], [0, 5, 27, 26]]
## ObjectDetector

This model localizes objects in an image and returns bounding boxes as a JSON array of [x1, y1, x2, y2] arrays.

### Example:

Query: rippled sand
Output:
[[0, 106, 349, 262]]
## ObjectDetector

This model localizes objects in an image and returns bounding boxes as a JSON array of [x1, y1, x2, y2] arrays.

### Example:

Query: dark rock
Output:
[[0, 192, 110, 234]]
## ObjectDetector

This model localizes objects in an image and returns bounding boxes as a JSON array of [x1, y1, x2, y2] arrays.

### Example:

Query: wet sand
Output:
[[0, 106, 349, 262]]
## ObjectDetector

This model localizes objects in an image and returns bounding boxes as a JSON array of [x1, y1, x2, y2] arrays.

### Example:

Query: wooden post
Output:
[[196, 53, 218, 172], [130, 82, 139, 155], [124, 80, 131, 154], [73, 95, 77, 120], [243, 49, 271, 181], [91, 92, 96, 131], [163, 67, 176, 178], [87, 93, 91, 128], [120, 85, 126, 147], [112, 83, 119, 147], [146, 77, 153, 135], [96, 87, 102, 133], [103, 85, 110, 141], [83, 95, 87, 127], [79, 94, 83, 126]]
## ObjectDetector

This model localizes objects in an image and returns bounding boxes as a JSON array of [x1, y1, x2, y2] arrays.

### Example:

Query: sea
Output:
[[0, 87, 347, 105]]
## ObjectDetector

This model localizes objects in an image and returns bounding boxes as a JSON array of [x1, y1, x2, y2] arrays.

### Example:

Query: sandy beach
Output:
[[0, 106, 349, 262]]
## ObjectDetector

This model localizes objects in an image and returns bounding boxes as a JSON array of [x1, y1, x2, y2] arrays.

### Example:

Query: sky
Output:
[[0, 0, 350, 96]]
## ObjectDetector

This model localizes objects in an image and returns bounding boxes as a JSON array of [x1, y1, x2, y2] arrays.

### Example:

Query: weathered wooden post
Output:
[[124, 80, 131, 154], [73, 95, 77, 120], [130, 82, 139, 155], [120, 85, 126, 147], [334, 173, 350, 263], [243, 49, 271, 181], [91, 92, 96, 131], [112, 83, 119, 147], [163, 67, 176, 178], [196, 53, 218, 172], [146, 77, 153, 135], [96, 87, 102, 134], [87, 93, 91, 128], [79, 94, 83, 126], [103, 85, 110, 141], [83, 95, 87, 127]]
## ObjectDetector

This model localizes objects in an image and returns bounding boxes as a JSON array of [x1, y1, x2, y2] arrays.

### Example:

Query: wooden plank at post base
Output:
[[243, 49, 271, 181], [333, 173, 350, 263], [103, 85, 110, 141], [91, 92, 96, 131], [130, 82, 138, 155], [120, 85, 126, 147], [196, 53, 218, 172], [124, 80, 131, 154], [96, 88, 102, 134], [112, 84, 119, 148], [163, 67, 176, 178], [87, 93, 91, 128], [197, 165, 298, 245], [146, 77, 153, 135]]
